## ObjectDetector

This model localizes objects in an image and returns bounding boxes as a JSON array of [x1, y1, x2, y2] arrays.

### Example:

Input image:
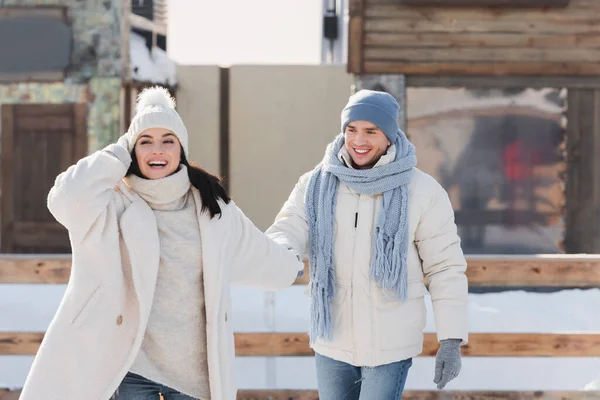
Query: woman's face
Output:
[[134, 128, 181, 179]]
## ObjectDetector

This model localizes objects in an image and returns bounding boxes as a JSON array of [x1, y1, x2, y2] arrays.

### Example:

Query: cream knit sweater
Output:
[[126, 166, 210, 399]]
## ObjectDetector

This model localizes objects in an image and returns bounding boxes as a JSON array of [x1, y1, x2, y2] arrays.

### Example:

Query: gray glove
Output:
[[104, 134, 132, 169], [434, 339, 462, 389], [116, 134, 130, 152]]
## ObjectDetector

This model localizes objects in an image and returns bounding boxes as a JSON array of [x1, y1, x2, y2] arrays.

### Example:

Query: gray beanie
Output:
[[125, 86, 189, 156], [341, 90, 400, 141]]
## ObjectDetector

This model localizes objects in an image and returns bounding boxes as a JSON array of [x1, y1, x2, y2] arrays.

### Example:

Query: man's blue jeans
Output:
[[315, 352, 412, 400]]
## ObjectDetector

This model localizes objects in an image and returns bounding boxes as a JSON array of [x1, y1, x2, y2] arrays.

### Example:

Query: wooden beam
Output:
[[365, 47, 600, 63], [407, 105, 562, 128], [236, 391, 600, 400], [405, 75, 600, 89], [397, 0, 571, 6], [235, 332, 312, 356], [237, 332, 600, 358], [4, 332, 600, 357], [296, 254, 600, 287], [0, 254, 72, 284], [367, 3, 575, 19], [2, 254, 600, 287], [0, 390, 596, 400], [364, 61, 600, 76], [364, 32, 600, 49], [237, 390, 319, 400], [364, 14, 600, 35], [458, 255, 600, 287], [129, 13, 167, 36], [0, 332, 44, 356]]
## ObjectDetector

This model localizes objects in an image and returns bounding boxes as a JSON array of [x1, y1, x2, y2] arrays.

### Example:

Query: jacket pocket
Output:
[[375, 280, 427, 351], [71, 285, 102, 328], [377, 279, 428, 304], [316, 283, 354, 351]]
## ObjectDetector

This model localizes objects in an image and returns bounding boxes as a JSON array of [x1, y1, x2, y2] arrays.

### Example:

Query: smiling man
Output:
[[266, 90, 469, 399]]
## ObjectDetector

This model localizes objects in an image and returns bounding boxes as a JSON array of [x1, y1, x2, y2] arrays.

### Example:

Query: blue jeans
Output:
[[112, 372, 200, 400], [315, 353, 412, 400]]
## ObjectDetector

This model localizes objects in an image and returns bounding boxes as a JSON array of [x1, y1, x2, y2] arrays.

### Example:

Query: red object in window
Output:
[[503, 140, 540, 181]]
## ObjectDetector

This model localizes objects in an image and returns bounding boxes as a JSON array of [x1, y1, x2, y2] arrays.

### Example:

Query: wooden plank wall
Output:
[[350, 0, 600, 75]]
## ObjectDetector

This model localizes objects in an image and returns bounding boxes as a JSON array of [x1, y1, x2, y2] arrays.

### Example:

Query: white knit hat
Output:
[[125, 86, 188, 156]]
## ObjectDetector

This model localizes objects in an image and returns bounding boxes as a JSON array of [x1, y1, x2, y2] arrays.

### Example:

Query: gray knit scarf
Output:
[[305, 132, 417, 343]]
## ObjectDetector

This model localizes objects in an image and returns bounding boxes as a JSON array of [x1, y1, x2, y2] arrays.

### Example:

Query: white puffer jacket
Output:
[[266, 147, 468, 366]]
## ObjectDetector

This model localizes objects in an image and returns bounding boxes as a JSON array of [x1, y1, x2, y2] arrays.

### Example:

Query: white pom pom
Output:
[[135, 86, 175, 113]]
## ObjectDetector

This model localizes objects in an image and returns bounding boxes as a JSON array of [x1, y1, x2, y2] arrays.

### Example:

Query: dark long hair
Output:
[[127, 147, 230, 219]]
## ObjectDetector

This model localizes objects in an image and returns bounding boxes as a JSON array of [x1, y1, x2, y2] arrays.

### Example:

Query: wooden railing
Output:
[[1, 254, 600, 400]]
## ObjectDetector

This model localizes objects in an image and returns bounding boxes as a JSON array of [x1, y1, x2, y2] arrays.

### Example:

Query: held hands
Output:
[[287, 247, 301, 262], [286, 247, 304, 278], [434, 339, 462, 389]]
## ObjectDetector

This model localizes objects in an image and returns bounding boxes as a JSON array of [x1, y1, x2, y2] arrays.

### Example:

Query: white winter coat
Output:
[[20, 143, 304, 400]]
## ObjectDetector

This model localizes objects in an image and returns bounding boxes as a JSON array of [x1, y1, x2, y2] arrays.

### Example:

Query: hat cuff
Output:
[[127, 111, 188, 156], [341, 103, 398, 141]]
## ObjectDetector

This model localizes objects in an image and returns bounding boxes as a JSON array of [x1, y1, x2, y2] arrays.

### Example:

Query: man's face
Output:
[[344, 120, 391, 169]]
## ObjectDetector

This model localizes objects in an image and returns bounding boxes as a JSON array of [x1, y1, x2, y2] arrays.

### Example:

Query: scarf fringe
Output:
[[309, 280, 335, 344], [371, 229, 408, 302]]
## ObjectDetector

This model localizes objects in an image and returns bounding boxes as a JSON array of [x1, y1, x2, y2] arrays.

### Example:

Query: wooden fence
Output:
[[1, 254, 600, 399]]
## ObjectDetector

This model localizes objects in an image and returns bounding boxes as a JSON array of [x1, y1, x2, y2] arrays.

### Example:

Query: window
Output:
[[0, 7, 72, 82], [407, 87, 566, 254]]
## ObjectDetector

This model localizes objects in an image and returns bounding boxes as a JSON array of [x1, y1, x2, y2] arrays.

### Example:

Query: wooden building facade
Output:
[[349, 0, 600, 254]]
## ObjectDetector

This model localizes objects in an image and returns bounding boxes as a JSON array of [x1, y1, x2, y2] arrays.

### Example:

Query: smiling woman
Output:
[[132, 128, 182, 179], [19, 86, 305, 400]]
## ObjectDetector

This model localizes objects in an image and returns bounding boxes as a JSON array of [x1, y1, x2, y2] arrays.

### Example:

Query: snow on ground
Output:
[[1, 284, 599, 390]]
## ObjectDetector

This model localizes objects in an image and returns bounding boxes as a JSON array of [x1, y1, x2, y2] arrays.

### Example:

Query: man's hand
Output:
[[434, 339, 462, 389]]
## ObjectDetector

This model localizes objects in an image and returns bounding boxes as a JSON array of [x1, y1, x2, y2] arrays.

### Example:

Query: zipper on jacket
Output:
[[354, 212, 358, 228]]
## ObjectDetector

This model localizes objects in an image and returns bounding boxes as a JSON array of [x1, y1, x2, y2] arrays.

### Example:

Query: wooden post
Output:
[[219, 67, 230, 191], [565, 89, 600, 253], [120, 0, 132, 83], [0, 105, 14, 253], [348, 0, 365, 74]]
